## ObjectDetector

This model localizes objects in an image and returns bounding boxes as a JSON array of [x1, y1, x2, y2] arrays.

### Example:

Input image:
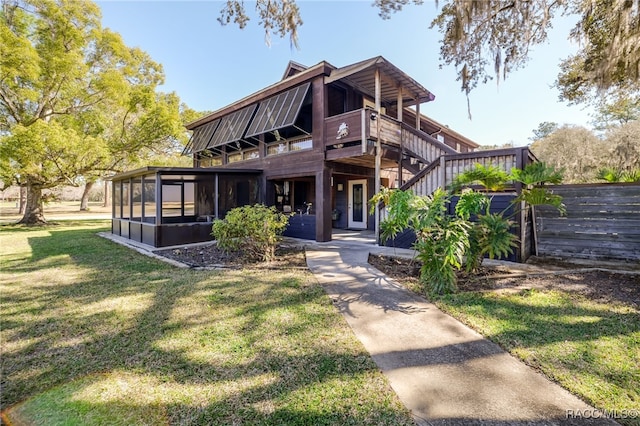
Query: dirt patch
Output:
[[155, 242, 307, 269], [368, 254, 640, 308]]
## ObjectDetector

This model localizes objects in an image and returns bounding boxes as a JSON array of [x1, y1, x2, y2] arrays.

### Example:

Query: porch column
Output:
[[214, 174, 219, 219], [415, 99, 421, 130], [315, 166, 332, 242], [397, 86, 403, 122], [397, 86, 403, 188], [374, 68, 382, 244], [155, 173, 162, 225]]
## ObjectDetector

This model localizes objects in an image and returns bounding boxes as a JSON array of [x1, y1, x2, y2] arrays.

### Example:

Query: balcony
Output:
[[324, 109, 456, 168]]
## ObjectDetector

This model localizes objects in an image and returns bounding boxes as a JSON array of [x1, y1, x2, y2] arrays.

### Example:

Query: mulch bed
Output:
[[368, 254, 640, 308], [154, 242, 307, 269], [154, 242, 639, 308]]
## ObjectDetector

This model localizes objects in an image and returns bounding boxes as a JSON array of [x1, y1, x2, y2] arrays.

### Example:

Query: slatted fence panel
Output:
[[535, 183, 640, 262]]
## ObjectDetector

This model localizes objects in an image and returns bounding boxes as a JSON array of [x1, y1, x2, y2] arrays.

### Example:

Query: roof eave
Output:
[[186, 61, 334, 130]]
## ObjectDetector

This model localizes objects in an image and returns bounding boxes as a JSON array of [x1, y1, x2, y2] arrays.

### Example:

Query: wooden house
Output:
[[111, 56, 535, 257]]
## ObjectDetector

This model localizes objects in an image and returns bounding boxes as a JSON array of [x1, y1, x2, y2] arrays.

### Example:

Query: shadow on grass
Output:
[[434, 289, 640, 348], [1, 225, 413, 425]]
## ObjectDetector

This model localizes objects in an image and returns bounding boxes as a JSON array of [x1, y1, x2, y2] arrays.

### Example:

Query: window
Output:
[[184, 182, 195, 216], [122, 181, 130, 219], [132, 179, 142, 221], [162, 184, 182, 217], [113, 181, 121, 218], [143, 178, 156, 223], [227, 152, 242, 163], [267, 142, 288, 156], [244, 149, 259, 160], [290, 138, 312, 151], [266, 137, 312, 156]]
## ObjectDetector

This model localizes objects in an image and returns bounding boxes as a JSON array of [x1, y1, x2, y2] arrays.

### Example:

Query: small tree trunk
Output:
[[79, 180, 95, 211], [18, 184, 47, 224], [19, 186, 26, 214], [102, 180, 110, 207]]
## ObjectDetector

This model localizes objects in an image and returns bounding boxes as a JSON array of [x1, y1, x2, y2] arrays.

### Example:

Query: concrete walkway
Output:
[[305, 235, 617, 425]]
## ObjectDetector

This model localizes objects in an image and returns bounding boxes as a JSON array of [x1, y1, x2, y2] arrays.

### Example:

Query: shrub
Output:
[[373, 162, 564, 295], [212, 204, 290, 262]]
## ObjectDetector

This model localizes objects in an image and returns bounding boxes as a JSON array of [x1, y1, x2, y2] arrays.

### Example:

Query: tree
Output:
[[218, 0, 302, 48], [218, 0, 640, 107], [0, 0, 174, 223], [591, 93, 640, 131], [530, 121, 559, 142], [530, 125, 605, 183], [603, 120, 640, 173], [76, 91, 188, 211], [531, 122, 640, 182]]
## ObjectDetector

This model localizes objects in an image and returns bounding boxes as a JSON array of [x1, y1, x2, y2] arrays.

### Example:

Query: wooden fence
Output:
[[535, 183, 640, 262]]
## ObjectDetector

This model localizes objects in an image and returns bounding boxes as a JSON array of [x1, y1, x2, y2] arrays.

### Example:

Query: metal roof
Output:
[[207, 104, 257, 148], [324, 56, 435, 106], [245, 83, 310, 138], [109, 167, 262, 181], [184, 119, 220, 154]]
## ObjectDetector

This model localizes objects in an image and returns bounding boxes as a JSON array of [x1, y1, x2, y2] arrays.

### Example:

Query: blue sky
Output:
[[97, 0, 594, 147]]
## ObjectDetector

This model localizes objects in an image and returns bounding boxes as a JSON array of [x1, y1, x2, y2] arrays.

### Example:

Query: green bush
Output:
[[212, 204, 290, 262], [373, 162, 564, 295]]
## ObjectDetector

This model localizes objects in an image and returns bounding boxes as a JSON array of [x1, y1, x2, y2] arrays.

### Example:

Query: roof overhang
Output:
[[109, 167, 262, 181], [186, 61, 334, 130], [324, 56, 435, 106]]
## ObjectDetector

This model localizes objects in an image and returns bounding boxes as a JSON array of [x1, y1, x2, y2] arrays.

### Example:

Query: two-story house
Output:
[[110, 56, 534, 254]]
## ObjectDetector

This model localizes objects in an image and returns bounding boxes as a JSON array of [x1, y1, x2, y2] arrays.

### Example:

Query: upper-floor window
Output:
[[266, 136, 313, 156]]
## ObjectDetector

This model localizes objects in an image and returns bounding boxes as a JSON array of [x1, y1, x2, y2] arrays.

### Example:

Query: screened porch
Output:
[[110, 167, 261, 247]]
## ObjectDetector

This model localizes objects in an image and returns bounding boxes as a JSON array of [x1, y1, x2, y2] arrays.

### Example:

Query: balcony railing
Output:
[[324, 109, 456, 164]]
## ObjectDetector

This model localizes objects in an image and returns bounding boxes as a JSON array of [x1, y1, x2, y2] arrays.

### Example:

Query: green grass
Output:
[[0, 221, 413, 425], [432, 288, 640, 425]]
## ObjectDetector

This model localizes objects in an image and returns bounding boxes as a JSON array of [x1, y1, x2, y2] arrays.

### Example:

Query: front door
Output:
[[348, 179, 367, 229]]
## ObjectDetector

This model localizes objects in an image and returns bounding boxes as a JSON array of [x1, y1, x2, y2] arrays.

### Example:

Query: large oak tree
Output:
[[0, 0, 184, 223], [219, 0, 640, 107]]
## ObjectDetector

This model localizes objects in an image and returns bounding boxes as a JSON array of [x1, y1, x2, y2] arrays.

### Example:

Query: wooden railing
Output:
[[323, 110, 456, 165], [373, 115, 457, 164], [399, 147, 535, 195]]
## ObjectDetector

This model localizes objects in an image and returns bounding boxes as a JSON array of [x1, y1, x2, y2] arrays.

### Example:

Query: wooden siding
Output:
[[324, 110, 366, 147], [535, 183, 640, 262], [283, 214, 316, 240]]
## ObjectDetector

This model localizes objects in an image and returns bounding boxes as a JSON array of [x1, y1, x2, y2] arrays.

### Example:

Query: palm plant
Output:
[[373, 162, 565, 295], [510, 162, 566, 256]]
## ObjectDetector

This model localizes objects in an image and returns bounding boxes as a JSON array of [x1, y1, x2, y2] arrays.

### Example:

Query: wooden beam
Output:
[[214, 173, 219, 219], [397, 86, 403, 188], [375, 68, 382, 244], [397, 86, 403, 122], [316, 166, 332, 242]]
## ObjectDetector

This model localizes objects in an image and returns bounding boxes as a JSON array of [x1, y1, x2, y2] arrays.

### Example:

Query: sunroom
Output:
[[110, 167, 261, 247]]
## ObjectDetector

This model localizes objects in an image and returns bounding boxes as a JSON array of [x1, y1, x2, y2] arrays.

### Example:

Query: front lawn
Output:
[[0, 221, 413, 425], [433, 289, 639, 425], [371, 255, 640, 426]]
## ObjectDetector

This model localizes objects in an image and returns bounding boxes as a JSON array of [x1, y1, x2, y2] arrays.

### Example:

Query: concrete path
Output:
[[305, 239, 617, 425]]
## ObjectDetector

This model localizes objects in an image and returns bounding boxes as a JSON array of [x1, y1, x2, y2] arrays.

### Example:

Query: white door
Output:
[[348, 179, 367, 229]]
